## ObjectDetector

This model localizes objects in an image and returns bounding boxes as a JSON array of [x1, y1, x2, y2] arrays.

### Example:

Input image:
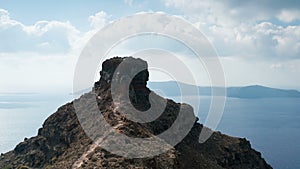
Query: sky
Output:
[[0, 0, 300, 93]]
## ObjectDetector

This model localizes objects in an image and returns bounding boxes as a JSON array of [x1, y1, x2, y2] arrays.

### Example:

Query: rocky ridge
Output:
[[0, 57, 272, 169]]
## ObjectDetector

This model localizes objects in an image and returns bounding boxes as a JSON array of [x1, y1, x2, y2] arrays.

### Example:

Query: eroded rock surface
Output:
[[0, 57, 272, 169]]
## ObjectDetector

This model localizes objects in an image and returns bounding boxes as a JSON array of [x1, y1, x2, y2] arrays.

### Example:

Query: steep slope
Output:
[[0, 57, 272, 169]]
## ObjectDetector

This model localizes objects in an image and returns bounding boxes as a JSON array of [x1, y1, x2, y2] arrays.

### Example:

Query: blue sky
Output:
[[0, 0, 300, 92], [0, 0, 177, 30]]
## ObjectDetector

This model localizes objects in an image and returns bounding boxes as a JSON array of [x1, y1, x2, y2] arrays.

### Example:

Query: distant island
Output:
[[148, 81, 300, 98]]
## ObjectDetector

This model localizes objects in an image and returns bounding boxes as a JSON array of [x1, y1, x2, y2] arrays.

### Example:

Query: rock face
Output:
[[0, 57, 272, 169]]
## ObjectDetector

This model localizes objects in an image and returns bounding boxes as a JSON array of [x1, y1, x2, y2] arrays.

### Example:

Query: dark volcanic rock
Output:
[[0, 57, 272, 169]]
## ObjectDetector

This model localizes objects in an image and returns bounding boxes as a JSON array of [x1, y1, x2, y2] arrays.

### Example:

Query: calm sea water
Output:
[[0, 93, 73, 154], [172, 96, 300, 169], [0, 93, 299, 169]]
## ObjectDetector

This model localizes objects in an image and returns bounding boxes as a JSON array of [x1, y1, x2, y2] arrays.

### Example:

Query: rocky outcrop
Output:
[[0, 57, 272, 169]]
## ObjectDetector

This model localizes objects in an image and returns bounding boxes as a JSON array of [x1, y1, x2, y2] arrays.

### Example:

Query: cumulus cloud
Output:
[[164, 0, 300, 60], [88, 11, 109, 29], [1, 4, 299, 91], [205, 22, 300, 59], [162, 0, 300, 88], [0, 9, 111, 54], [277, 10, 300, 23], [165, 0, 300, 24], [0, 9, 80, 54], [0, 9, 110, 92]]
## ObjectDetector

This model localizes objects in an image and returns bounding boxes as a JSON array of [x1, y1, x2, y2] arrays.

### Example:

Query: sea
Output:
[[0, 93, 299, 169]]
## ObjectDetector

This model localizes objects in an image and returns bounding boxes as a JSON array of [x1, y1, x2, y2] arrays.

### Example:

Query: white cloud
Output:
[[0, 9, 80, 54], [163, 0, 300, 88], [0, 9, 110, 55], [0, 9, 19, 28], [270, 63, 282, 69], [88, 11, 109, 29], [277, 10, 300, 23], [215, 22, 299, 59], [164, 0, 300, 60], [124, 0, 134, 6], [0, 9, 111, 92], [1, 4, 299, 91], [273, 26, 300, 59], [165, 0, 300, 24]]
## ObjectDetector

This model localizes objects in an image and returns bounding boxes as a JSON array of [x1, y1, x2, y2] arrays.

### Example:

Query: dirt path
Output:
[[72, 124, 123, 169]]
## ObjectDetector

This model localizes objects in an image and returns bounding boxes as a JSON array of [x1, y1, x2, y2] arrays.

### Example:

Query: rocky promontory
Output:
[[0, 57, 272, 169]]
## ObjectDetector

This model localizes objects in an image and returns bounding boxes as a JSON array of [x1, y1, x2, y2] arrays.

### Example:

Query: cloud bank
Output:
[[165, 0, 300, 60], [0, 0, 300, 91]]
